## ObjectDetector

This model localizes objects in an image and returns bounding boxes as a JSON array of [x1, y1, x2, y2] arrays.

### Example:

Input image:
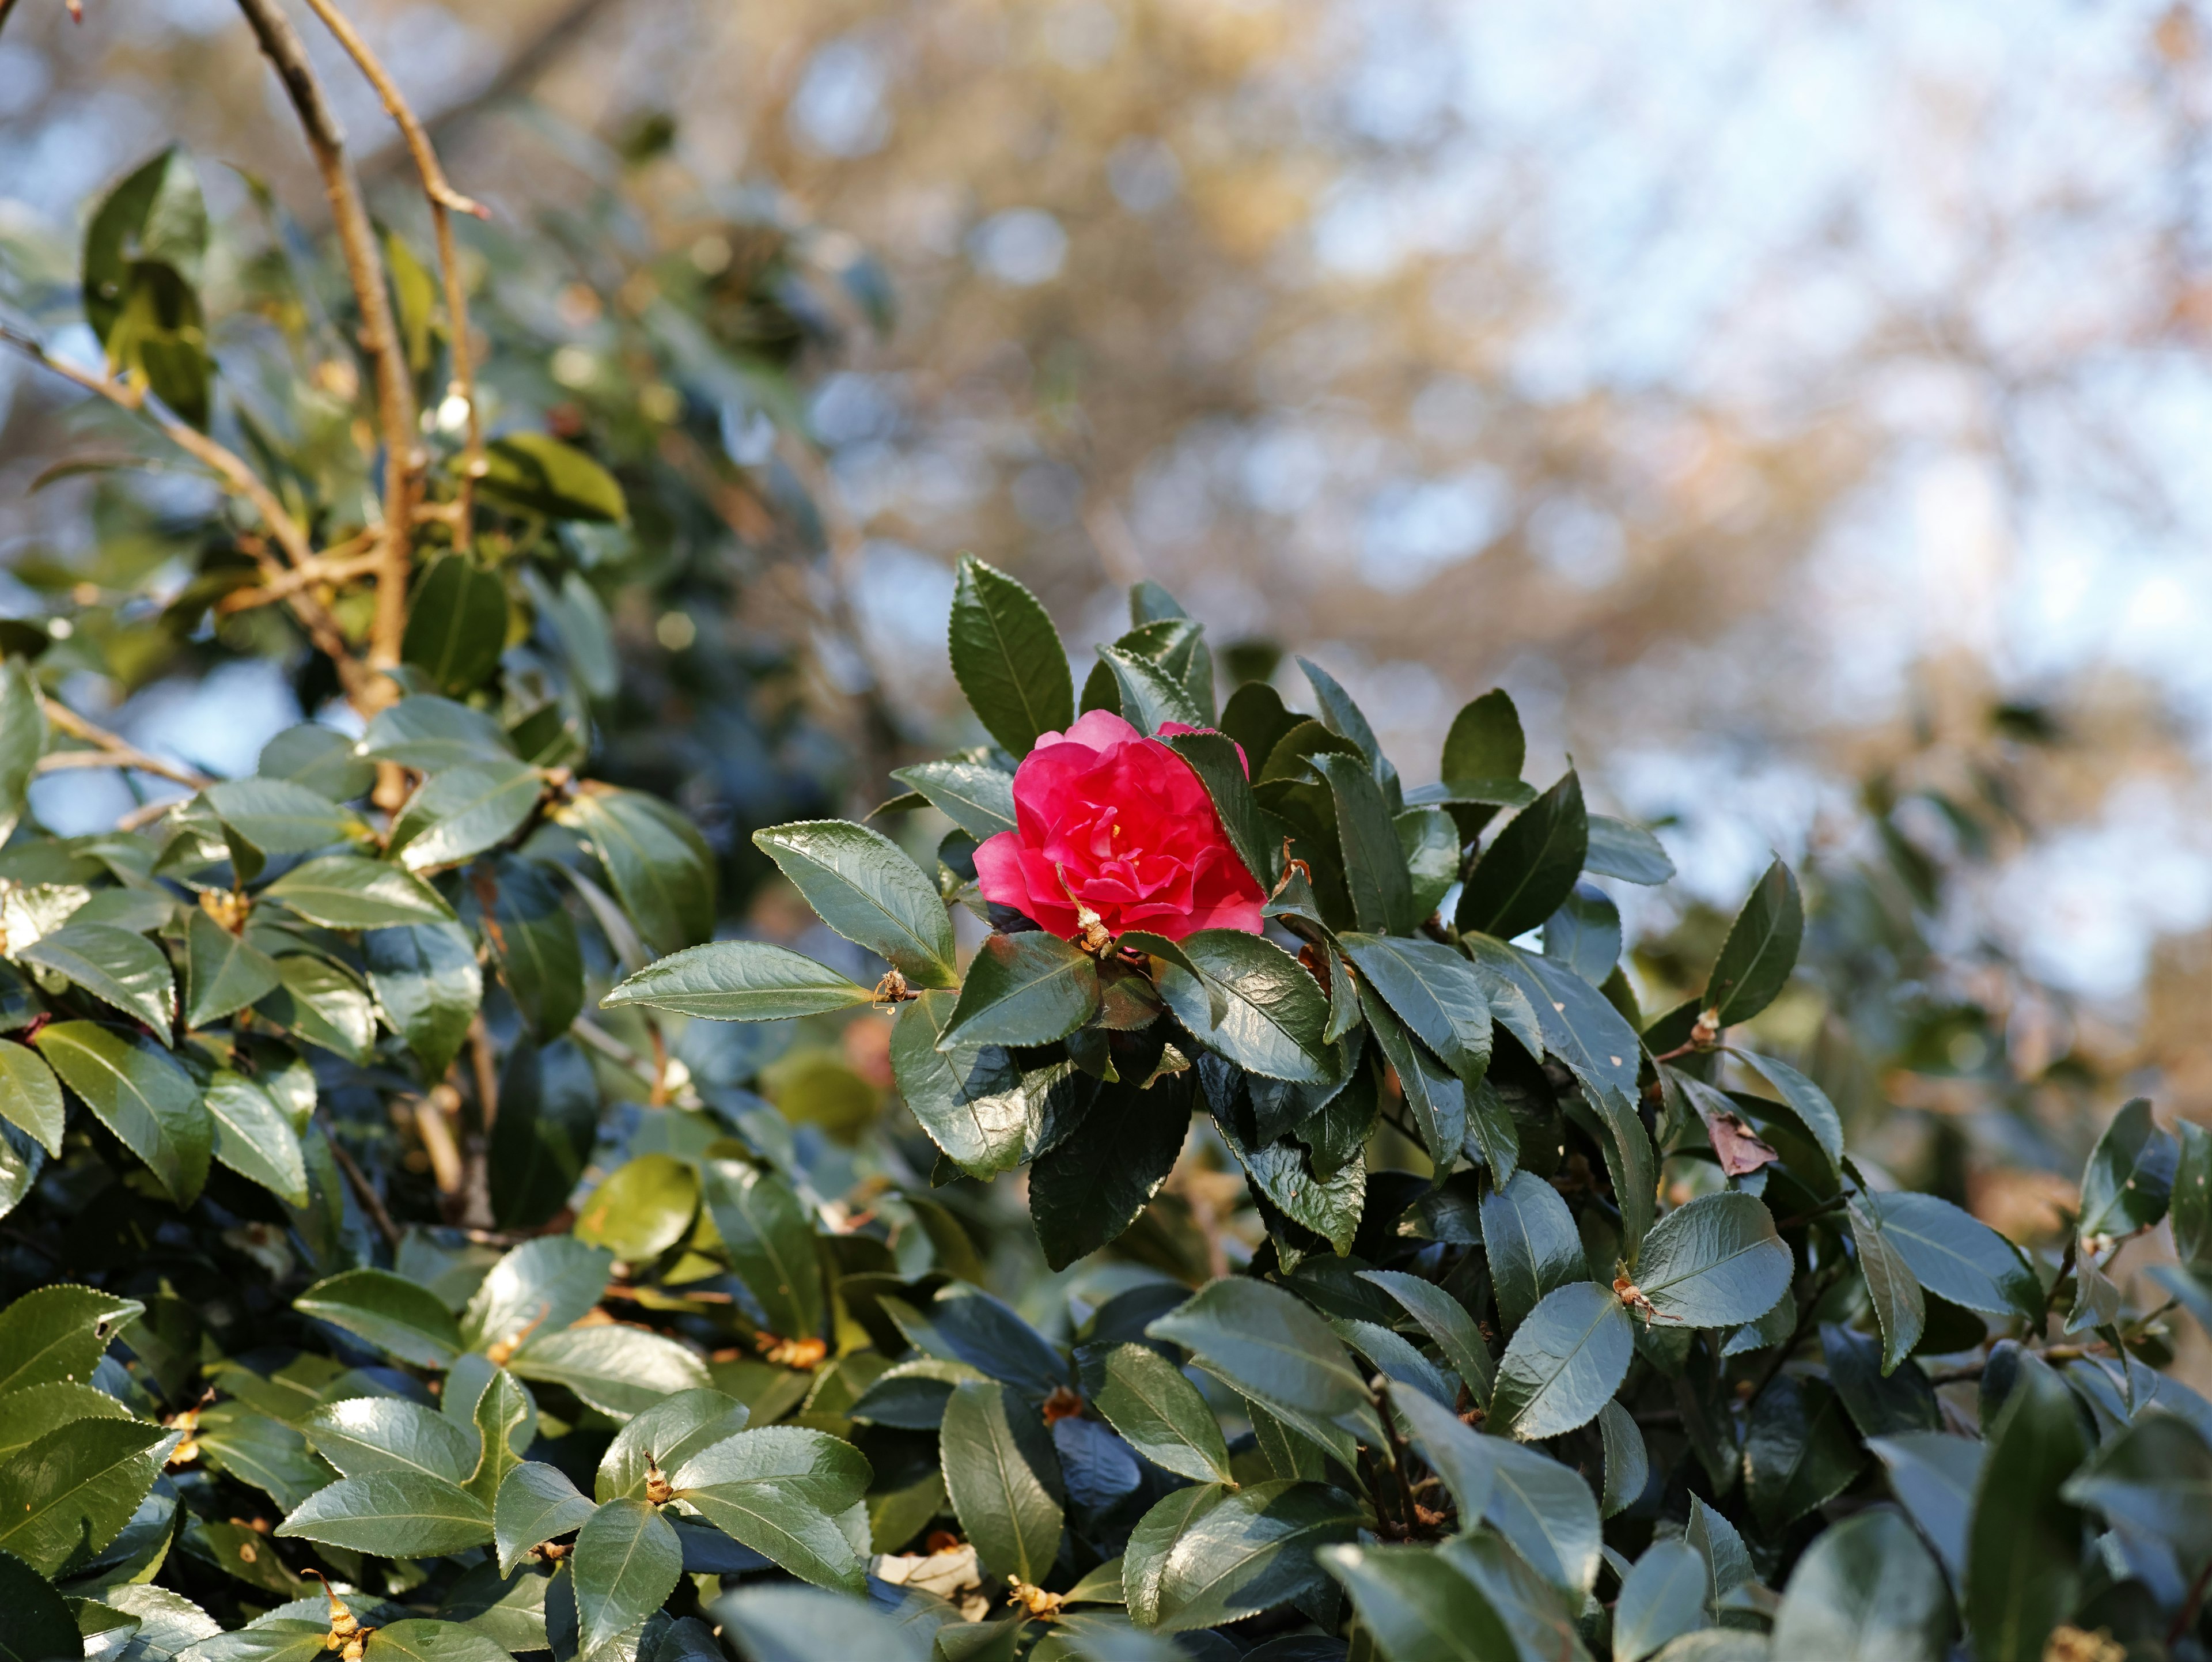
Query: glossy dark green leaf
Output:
[[465, 1365, 532, 1506], [253, 956, 376, 1065], [1541, 881, 1621, 985], [1297, 657, 1398, 800], [573, 1497, 682, 1653], [1456, 771, 1586, 941], [1868, 1431, 1982, 1583], [275, 1471, 494, 1557], [1158, 731, 1282, 891], [604, 941, 874, 1023], [508, 1325, 712, 1419], [1769, 1506, 1950, 1662], [262, 855, 454, 928], [388, 761, 545, 873], [190, 1404, 331, 1512], [1821, 1323, 1940, 1438], [1702, 858, 1802, 1028], [203, 1068, 308, 1205], [1153, 929, 1335, 1084], [487, 1041, 597, 1229], [2175, 1119, 2212, 1265], [0, 1380, 132, 1462], [183, 909, 281, 1029], [564, 785, 715, 957], [1395, 805, 1459, 920], [1481, 1170, 1585, 1332], [1615, 1539, 1707, 1662], [1029, 1073, 1191, 1270], [1846, 1198, 1926, 1373], [259, 722, 377, 801], [1729, 1048, 1844, 1178], [1600, 1399, 1650, 1519], [1745, 1374, 1862, 1528], [19, 922, 174, 1036], [0, 661, 45, 848], [304, 1397, 478, 1483], [1114, 611, 1214, 720], [938, 931, 1100, 1050], [1584, 815, 1675, 885], [710, 1584, 929, 1662], [594, 1388, 749, 1504], [1340, 934, 1491, 1082], [1359, 1270, 1492, 1400], [1097, 646, 1204, 734], [478, 432, 628, 523], [1478, 1434, 1603, 1596], [1488, 1281, 1633, 1441], [460, 1233, 615, 1355], [1082, 1342, 1233, 1485], [402, 556, 510, 695], [1319, 1543, 1514, 1662], [699, 1157, 823, 1343], [462, 854, 582, 1040], [754, 820, 955, 987], [890, 989, 1046, 1176], [1634, 1192, 1793, 1329], [296, 1268, 462, 1367], [362, 922, 481, 1080], [358, 1620, 510, 1662], [949, 555, 1074, 755], [202, 779, 368, 858], [1309, 752, 1414, 935], [0, 1544, 77, 1662], [1963, 1353, 2088, 1662], [1150, 1278, 1370, 1426], [890, 761, 1016, 840], [940, 1379, 1063, 1587], [2061, 1407, 2212, 1583], [357, 697, 518, 772], [1146, 1479, 1357, 1633], [35, 1022, 208, 1205], [1214, 1101, 1365, 1257], [2077, 1096, 2176, 1239], [494, 1461, 598, 1577], [0, 1417, 169, 1575], [1361, 994, 1463, 1171], [1442, 687, 1524, 789], [1862, 1191, 2040, 1318], [667, 1425, 873, 1592], [0, 1036, 63, 1156], [573, 1151, 699, 1263]]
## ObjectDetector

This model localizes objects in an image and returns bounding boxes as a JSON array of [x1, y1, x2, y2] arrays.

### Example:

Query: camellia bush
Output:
[[3, 10, 2212, 1662]]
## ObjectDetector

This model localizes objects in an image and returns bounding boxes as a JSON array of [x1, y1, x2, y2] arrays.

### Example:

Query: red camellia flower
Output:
[[974, 710, 1266, 944]]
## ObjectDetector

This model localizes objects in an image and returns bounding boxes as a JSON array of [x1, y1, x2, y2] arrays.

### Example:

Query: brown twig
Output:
[[233, 0, 419, 689], [297, 0, 487, 549], [320, 1114, 402, 1248], [215, 542, 381, 615], [39, 703, 212, 790]]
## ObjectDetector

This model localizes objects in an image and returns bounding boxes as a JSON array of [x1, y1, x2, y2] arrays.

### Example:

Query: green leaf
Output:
[[0, 1544, 78, 1662], [1319, 1544, 1516, 1662], [0, 660, 46, 847], [710, 1584, 930, 1662], [262, 855, 454, 928], [1600, 1399, 1650, 1518], [939, 932, 1100, 1051], [1861, 1192, 2040, 1318], [1728, 1049, 1844, 1178], [1702, 858, 1802, 1028], [465, 1366, 532, 1507], [573, 1497, 682, 1653], [1541, 882, 1620, 984], [1309, 753, 1414, 935], [1634, 1193, 1793, 1328], [1480, 1171, 1585, 1332], [1124, 1484, 1226, 1629], [0, 1380, 132, 1460], [1082, 1342, 1233, 1486], [1685, 1494, 1752, 1609], [2060, 1409, 2212, 1577], [2175, 1120, 2212, 1265], [753, 820, 956, 988], [203, 1069, 308, 1206], [595, 1388, 749, 1504], [19, 922, 175, 1036], [84, 148, 206, 336], [699, 1157, 823, 1343], [1096, 646, 1204, 735], [363, 922, 481, 1081], [509, 1325, 711, 1420], [0, 1286, 141, 1395], [274, 1471, 494, 1557], [1845, 1198, 1926, 1375], [478, 433, 628, 523], [889, 989, 1067, 1177], [666, 1425, 873, 1592], [1148, 1278, 1370, 1425], [259, 722, 377, 801], [563, 786, 715, 957], [494, 1461, 598, 1578], [202, 779, 369, 857], [462, 855, 582, 1040], [388, 761, 546, 873], [1456, 771, 1586, 941], [1152, 930, 1335, 1084], [1584, 814, 1675, 885], [192, 1405, 332, 1512], [0, 1036, 63, 1156], [1339, 934, 1491, 1082], [488, 1042, 597, 1229], [2077, 1096, 2176, 1239], [1744, 1375, 1862, 1528], [1964, 1354, 2088, 1662], [304, 1398, 479, 1483], [0, 1418, 171, 1574], [402, 556, 511, 695], [296, 1269, 463, 1367], [358, 1620, 511, 1662], [1821, 1323, 1940, 1439], [1028, 1073, 1191, 1270], [575, 1152, 699, 1262], [940, 1379, 1063, 1587], [1768, 1507, 1950, 1662], [1158, 731, 1282, 891], [1867, 1432, 1982, 1583], [948, 555, 1073, 756], [1615, 1539, 1708, 1662], [1487, 1281, 1633, 1441], [1297, 657, 1398, 801], [604, 941, 874, 1023], [1148, 1479, 1358, 1633], [253, 956, 376, 1065], [889, 761, 1016, 840], [35, 1022, 209, 1205], [1395, 807, 1459, 919], [1358, 1271, 1492, 1401], [184, 910, 282, 1029], [357, 697, 518, 771], [461, 1236, 617, 1354]]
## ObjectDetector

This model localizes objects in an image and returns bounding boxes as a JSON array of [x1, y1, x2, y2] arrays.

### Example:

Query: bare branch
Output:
[[40, 702, 213, 791], [215, 546, 382, 615], [233, 0, 419, 685]]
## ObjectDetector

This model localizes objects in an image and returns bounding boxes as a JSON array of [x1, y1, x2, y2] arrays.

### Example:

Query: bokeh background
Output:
[[6, 0, 2212, 1251]]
